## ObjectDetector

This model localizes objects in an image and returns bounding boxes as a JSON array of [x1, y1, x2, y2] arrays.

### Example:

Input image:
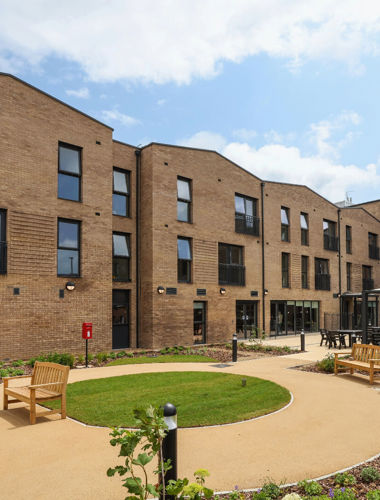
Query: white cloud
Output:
[[232, 128, 257, 142], [179, 130, 380, 202], [65, 87, 89, 98], [157, 99, 166, 107], [101, 110, 140, 126], [1, 1, 380, 84]]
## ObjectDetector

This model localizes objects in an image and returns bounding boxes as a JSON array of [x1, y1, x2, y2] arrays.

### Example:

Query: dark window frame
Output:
[[362, 265, 373, 290], [58, 142, 82, 202], [218, 242, 245, 286], [177, 176, 192, 223], [323, 219, 339, 251], [193, 301, 207, 344], [346, 225, 352, 254], [315, 257, 330, 290], [57, 218, 81, 277], [281, 252, 290, 288], [113, 167, 131, 217], [368, 232, 379, 260], [235, 193, 259, 236], [112, 232, 131, 282], [177, 236, 192, 283], [300, 212, 309, 246], [301, 255, 309, 289], [346, 262, 352, 291], [281, 206, 290, 242], [0, 209, 7, 274]]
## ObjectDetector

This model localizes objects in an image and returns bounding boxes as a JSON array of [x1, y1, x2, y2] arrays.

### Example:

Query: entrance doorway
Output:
[[270, 300, 319, 336], [236, 300, 258, 339], [193, 301, 207, 344], [112, 290, 130, 349]]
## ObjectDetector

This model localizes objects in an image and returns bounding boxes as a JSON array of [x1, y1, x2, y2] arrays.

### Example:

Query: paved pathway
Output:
[[1, 337, 379, 499]]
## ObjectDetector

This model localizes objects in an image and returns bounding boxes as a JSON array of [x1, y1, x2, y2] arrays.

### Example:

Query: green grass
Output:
[[45, 371, 290, 427], [107, 354, 218, 365]]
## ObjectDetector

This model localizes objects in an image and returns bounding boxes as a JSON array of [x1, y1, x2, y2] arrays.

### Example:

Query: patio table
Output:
[[337, 330, 363, 348]]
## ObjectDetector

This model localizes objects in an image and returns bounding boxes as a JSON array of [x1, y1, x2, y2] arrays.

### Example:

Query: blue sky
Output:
[[1, 1, 380, 203]]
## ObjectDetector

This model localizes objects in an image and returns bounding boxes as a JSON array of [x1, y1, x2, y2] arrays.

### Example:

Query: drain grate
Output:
[[210, 363, 233, 368]]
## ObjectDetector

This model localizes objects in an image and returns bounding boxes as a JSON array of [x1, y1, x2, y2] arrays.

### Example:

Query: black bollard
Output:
[[232, 333, 238, 362], [161, 403, 177, 500], [300, 329, 305, 352]]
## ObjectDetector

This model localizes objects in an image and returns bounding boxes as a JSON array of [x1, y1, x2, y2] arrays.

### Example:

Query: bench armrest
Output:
[[369, 359, 380, 364], [334, 352, 352, 358], [3, 374, 31, 389], [28, 382, 64, 389]]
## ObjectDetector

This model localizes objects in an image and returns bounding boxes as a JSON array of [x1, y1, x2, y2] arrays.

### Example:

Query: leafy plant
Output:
[[107, 406, 213, 500], [76, 354, 85, 364], [259, 481, 281, 499], [108, 352, 117, 359], [96, 352, 108, 364], [367, 490, 380, 500], [317, 354, 335, 373], [27, 352, 74, 368], [11, 360, 24, 367], [332, 487, 357, 500], [298, 479, 323, 496], [335, 473, 356, 487], [117, 350, 127, 358], [361, 468, 380, 484], [87, 353, 94, 362]]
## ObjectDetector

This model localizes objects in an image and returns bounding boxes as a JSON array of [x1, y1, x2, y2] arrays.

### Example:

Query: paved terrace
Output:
[[1, 334, 379, 499]]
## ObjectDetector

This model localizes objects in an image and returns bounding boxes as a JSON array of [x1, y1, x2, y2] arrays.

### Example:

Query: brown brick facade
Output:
[[0, 73, 379, 359]]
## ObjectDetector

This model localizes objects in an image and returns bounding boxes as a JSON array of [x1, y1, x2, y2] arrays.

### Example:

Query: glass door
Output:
[[236, 301, 258, 339], [193, 302, 206, 344], [112, 290, 130, 349]]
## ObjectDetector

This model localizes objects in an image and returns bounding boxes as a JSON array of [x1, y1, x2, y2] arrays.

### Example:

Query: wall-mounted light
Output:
[[65, 281, 76, 291], [220, 288, 226, 295], [264, 289, 269, 295], [157, 286, 165, 294]]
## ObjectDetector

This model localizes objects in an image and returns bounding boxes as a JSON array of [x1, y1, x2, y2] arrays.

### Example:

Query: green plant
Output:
[[361, 467, 380, 484], [335, 473, 356, 487], [260, 481, 281, 499], [96, 352, 108, 364], [87, 353, 94, 362], [298, 479, 323, 496], [26, 352, 74, 368], [107, 406, 213, 500], [227, 487, 246, 500], [332, 487, 357, 500], [108, 352, 117, 359], [117, 350, 126, 358], [367, 490, 380, 500], [76, 354, 85, 364], [317, 354, 335, 373], [11, 359, 23, 367]]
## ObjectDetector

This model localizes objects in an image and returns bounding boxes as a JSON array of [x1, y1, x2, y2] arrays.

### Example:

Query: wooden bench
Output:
[[334, 344, 380, 385], [3, 361, 70, 424]]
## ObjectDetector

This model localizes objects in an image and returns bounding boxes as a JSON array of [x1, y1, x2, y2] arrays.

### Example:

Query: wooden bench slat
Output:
[[334, 344, 380, 384]]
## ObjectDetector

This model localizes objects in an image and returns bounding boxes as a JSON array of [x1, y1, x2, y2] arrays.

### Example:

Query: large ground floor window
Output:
[[270, 300, 319, 336]]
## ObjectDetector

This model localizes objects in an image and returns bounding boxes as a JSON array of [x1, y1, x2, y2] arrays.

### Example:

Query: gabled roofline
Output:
[[349, 199, 380, 207], [341, 206, 380, 224], [263, 180, 338, 209], [0, 72, 114, 131], [141, 142, 262, 182]]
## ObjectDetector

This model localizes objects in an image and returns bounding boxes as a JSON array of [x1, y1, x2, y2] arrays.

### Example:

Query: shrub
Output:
[[116, 350, 126, 358], [332, 487, 357, 500], [367, 490, 380, 500], [108, 352, 116, 359], [259, 482, 281, 499], [26, 352, 74, 368], [361, 468, 380, 484], [298, 479, 323, 496], [317, 354, 335, 373], [335, 473, 356, 487], [87, 353, 94, 362], [11, 360, 24, 367], [0, 367, 24, 377], [76, 354, 85, 364], [96, 352, 108, 364]]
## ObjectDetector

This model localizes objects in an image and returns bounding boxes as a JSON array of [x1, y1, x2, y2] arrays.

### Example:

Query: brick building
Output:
[[1, 73, 379, 359]]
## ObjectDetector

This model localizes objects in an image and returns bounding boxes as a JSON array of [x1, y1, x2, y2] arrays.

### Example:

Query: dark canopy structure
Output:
[[361, 288, 380, 343]]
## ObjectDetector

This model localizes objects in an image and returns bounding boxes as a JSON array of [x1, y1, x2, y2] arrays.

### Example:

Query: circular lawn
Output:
[[47, 371, 291, 427]]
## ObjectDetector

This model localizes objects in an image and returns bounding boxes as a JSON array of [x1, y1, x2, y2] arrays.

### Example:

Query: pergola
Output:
[[361, 288, 380, 343]]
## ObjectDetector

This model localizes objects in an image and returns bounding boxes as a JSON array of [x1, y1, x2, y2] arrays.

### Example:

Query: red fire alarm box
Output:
[[82, 322, 93, 339]]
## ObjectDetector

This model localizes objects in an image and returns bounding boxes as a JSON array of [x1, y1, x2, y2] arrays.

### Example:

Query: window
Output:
[[300, 213, 308, 245], [301, 255, 308, 289], [113, 233, 130, 281], [362, 265, 373, 290], [281, 253, 290, 288], [235, 194, 259, 236], [0, 209, 6, 274], [281, 207, 290, 242], [177, 177, 192, 222], [177, 237, 192, 282], [346, 226, 352, 254], [58, 143, 81, 201], [218, 243, 245, 286], [113, 168, 130, 217], [57, 219, 80, 276], [315, 258, 330, 290], [323, 219, 338, 251], [368, 232, 379, 260], [346, 262, 352, 291], [193, 302, 206, 344]]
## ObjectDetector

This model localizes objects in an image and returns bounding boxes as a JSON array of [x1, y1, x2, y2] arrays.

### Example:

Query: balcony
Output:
[[324, 234, 339, 251], [219, 263, 245, 286], [0, 241, 7, 274], [362, 278, 374, 290], [369, 244, 380, 260], [315, 273, 330, 291], [235, 214, 260, 237]]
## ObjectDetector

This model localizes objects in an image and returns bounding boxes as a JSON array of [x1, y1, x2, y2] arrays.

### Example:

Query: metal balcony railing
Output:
[[362, 278, 374, 290], [324, 234, 339, 251], [235, 214, 260, 237], [0, 241, 7, 274], [219, 263, 245, 286], [369, 244, 379, 260], [315, 273, 330, 290]]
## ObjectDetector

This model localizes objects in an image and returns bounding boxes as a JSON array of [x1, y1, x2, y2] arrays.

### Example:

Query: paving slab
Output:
[[0, 351, 379, 499]]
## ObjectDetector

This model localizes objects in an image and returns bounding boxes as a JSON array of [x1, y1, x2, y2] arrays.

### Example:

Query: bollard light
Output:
[[161, 403, 177, 500], [300, 329, 305, 352], [232, 332, 238, 362]]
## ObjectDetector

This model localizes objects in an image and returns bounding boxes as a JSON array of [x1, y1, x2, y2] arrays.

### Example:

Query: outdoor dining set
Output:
[[320, 326, 380, 349]]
